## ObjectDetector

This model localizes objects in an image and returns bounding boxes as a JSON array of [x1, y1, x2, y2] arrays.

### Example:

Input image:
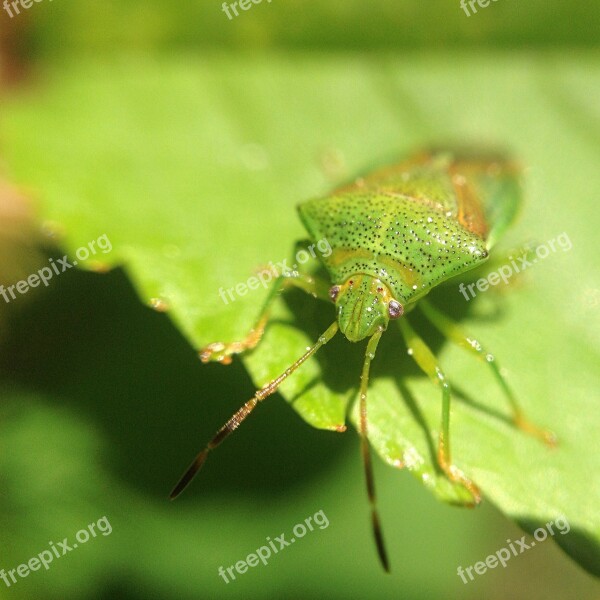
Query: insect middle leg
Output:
[[418, 299, 556, 446], [200, 270, 331, 365], [398, 318, 481, 505]]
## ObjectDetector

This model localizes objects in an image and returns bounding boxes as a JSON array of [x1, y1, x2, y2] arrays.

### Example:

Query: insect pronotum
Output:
[[170, 148, 556, 572]]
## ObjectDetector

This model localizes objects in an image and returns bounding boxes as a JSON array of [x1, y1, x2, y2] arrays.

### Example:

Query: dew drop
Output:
[[149, 297, 169, 312]]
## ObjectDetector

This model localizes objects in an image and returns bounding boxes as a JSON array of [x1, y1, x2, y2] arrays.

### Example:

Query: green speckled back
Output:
[[298, 149, 521, 305]]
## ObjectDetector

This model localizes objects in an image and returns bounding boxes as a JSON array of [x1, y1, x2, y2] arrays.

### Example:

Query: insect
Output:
[[170, 148, 555, 572]]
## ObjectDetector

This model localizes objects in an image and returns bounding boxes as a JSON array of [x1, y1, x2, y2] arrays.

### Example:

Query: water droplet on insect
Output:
[[427, 216, 433, 223], [412, 284, 418, 290], [485, 353, 494, 362], [407, 348, 413, 356]]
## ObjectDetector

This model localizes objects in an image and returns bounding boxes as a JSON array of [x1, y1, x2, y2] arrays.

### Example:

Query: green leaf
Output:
[[2, 53, 599, 576]]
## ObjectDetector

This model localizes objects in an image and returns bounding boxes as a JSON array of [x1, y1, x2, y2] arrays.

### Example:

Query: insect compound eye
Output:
[[329, 285, 341, 302], [387, 299, 404, 319]]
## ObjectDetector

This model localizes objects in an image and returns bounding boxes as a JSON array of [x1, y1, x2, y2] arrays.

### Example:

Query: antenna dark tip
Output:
[[169, 450, 209, 500], [372, 510, 391, 573]]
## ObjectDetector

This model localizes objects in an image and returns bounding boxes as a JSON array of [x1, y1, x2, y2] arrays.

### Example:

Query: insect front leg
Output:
[[398, 318, 481, 506], [200, 270, 332, 365], [418, 299, 556, 446]]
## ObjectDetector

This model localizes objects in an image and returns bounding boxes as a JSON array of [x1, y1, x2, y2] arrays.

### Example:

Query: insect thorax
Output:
[[298, 193, 489, 306]]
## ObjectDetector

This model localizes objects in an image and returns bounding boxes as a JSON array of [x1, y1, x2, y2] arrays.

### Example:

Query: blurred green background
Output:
[[0, 1, 599, 599]]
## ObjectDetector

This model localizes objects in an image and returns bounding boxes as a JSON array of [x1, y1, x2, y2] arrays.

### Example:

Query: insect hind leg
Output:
[[418, 299, 556, 446], [398, 317, 481, 506]]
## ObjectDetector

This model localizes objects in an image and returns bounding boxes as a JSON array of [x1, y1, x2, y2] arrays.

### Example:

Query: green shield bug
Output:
[[170, 148, 556, 572]]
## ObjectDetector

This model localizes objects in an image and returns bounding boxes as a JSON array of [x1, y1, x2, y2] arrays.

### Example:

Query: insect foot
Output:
[[438, 443, 482, 507], [443, 464, 482, 508], [199, 315, 269, 365], [513, 414, 558, 447], [199, 341, 235, 365]]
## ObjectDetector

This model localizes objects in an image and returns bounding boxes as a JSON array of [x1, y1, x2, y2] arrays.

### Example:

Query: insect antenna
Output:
[[169, 321, 340, 500], [358, 327, 390, 572]]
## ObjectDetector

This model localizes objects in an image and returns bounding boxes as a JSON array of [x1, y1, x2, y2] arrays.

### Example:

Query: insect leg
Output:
[[419, 299, 556, 446], [200, 271, 331, 364], [358, 327, 390, 572], [398, 318, 481, 506], [170, 320, 339, 499]]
